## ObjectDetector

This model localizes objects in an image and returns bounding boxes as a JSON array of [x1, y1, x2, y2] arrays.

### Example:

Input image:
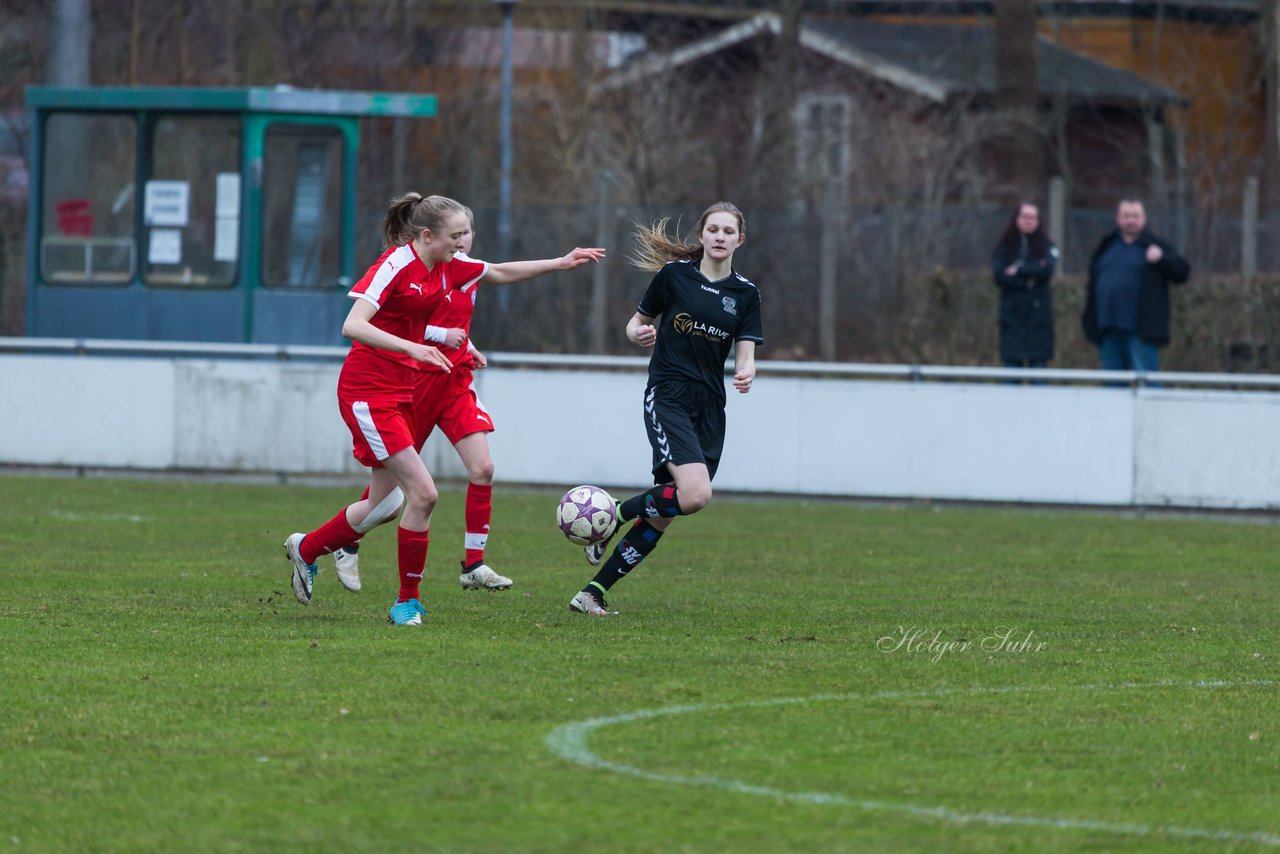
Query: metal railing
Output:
[[3, 336, 1280, 390]]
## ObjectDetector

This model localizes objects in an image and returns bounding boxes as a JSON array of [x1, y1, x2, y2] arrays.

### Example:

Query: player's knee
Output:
[[681, 483, 713, 513], [404, 481, 438, 512], [468, 458, 495, 484]]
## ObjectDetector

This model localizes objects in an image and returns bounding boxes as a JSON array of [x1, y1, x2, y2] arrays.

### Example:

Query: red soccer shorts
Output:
[[412, 367, 495, 449], [338, 397, 417, 468]]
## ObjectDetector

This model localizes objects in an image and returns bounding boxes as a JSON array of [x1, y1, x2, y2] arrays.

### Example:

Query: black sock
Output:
[[342, 542, 360, 554], [619, 485, 682, 522], [587, 520, 665, 592]]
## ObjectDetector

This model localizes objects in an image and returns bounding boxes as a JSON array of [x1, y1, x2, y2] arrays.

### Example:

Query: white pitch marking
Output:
[[47, 510, 147, 523], [546, 679, 1280, 847]]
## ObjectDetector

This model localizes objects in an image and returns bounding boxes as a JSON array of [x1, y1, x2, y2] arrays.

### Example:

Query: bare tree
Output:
[[994, 0, 1042, 203]]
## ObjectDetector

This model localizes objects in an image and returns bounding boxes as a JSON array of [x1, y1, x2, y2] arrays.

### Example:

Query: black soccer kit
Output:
[[636, 259, 764, 483]]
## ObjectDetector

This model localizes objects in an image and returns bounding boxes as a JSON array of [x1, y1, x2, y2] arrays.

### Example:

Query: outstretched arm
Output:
[[342, 299, 452, 371], [482, 247, 605, 285], [732, 340, 756, 394]]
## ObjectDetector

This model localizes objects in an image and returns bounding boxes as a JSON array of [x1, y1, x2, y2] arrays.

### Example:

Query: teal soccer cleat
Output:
[[387, 598, 427, 626]]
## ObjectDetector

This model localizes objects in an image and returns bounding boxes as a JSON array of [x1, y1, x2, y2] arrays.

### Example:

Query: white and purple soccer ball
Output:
[[557, 485, 619, 546]]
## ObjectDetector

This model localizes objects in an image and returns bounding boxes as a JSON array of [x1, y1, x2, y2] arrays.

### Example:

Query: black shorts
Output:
[[643, 382, 726, 484]]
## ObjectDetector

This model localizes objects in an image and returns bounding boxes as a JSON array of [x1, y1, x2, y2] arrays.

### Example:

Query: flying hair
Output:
[[629, 201, 746, 272]]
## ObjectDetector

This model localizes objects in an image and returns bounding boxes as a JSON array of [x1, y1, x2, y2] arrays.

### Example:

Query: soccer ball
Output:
[[557, 485, 618, 546]]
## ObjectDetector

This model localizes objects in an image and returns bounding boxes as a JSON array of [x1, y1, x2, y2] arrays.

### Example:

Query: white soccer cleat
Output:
[[458, 561, 513, 591], [284, 532, 317, 606], [332, 545, 361, 592], [584, 542, 607, 566], [584, 527, 618, 566], [568, 588, 610, 615]]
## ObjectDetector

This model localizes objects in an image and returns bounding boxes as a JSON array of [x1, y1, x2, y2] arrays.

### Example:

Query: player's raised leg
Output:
[[327, 483, 406, 593], [570, 462, 711, 614], [285, 472, 405, 605]]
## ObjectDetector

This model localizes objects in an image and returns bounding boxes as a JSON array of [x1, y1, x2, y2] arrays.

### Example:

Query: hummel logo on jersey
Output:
[[700, 284, 720, 295], [408, 283, 423, 295]]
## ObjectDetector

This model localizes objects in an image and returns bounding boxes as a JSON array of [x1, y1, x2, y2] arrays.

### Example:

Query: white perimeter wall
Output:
[[1, 354, 1278, 510]]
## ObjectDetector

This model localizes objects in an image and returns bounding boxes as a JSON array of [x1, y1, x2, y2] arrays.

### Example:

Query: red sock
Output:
[[397, 526, 430, 602], [464, 483, 493, 566], [300, 509, 361, 564], [331, 486, 373, 554]]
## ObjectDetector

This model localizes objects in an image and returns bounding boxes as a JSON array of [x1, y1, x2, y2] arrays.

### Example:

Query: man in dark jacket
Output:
[[1081, 199, 1190, 371]]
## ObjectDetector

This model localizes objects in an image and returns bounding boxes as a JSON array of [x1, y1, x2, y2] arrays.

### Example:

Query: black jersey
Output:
[[637, 259, 764, 397]]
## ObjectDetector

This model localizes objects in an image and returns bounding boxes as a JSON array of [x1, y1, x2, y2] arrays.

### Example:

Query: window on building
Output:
[[261, 124, 343, 288], [40, 112, 137, 284], [144, 114, 241, 288], [795, 93, 853, 183]]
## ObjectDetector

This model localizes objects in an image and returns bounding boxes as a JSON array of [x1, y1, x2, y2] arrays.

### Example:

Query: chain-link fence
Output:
[[364, 198, 1277, 373]]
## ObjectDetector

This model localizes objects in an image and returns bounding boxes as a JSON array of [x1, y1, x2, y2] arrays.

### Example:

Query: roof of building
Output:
[[809, 19, 1187, 105], [601, 13, 1186, 106]]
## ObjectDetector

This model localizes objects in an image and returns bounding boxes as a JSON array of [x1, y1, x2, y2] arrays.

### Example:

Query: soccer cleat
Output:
[[458, 561, 513, 591], [568, 588, 610, 615], [387, 598, 427, 626], [584, 529, 618, 567], [284, 532, 318, 605], [332, 545, 361, 592], [584, 502, 623, 565]]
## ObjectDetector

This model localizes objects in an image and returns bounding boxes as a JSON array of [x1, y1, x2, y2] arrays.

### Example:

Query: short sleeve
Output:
[[637, 265, 671, 317], [736, 288, 763, 344], [446, 254, 489, 291], [348, 245, 411, 309]]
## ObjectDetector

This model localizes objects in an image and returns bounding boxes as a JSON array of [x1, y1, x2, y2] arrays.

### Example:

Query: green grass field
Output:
[[2, 473, 1278, 852]]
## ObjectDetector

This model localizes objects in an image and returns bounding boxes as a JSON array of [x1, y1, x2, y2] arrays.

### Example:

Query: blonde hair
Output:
[[629, 201, 746, 272], [381, 192, 468, 247]]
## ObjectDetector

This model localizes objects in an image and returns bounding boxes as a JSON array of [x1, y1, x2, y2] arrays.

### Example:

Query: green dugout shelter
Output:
[[24, 85, 437, 344]]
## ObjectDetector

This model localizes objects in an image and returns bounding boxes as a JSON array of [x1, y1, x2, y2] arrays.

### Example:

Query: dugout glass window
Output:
[[144, 114, 241, 288], [40, 112, 137, 284], [260, 124, 344, 289]]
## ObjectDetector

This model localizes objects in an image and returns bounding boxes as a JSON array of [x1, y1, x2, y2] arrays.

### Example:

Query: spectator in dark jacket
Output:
[[1081, 199, 1190, 371], [992, 202, 1058, 369]]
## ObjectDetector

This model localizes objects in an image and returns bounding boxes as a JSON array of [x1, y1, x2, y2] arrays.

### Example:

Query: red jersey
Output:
[[338, 244, 483, 401], [426, 251, 490, 371]]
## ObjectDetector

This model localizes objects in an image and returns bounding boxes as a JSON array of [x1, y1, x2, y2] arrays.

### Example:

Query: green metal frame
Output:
[[24, 86, 437, 342], [241, 113, 360, 340]]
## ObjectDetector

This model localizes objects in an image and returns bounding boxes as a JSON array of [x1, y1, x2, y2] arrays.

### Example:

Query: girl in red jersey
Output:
[[328, 210, 515, 593], [285, 193, 603, 626]]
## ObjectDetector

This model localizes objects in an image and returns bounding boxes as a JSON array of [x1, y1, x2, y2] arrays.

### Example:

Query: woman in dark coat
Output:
[[992, 203, 1059, 369]]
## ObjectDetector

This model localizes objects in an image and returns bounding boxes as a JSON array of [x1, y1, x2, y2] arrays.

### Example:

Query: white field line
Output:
[[546, 679, 1280, 847], [47, 510, 148, 522]]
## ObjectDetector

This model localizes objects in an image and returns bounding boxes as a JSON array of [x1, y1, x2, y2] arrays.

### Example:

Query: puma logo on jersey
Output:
[[409, 283, 423, 295]]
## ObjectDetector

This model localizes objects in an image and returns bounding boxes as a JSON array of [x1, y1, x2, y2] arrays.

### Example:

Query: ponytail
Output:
[[629, 202, 746, 272], [629, 218, 701, 271], [380, 192, 468, 247]]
